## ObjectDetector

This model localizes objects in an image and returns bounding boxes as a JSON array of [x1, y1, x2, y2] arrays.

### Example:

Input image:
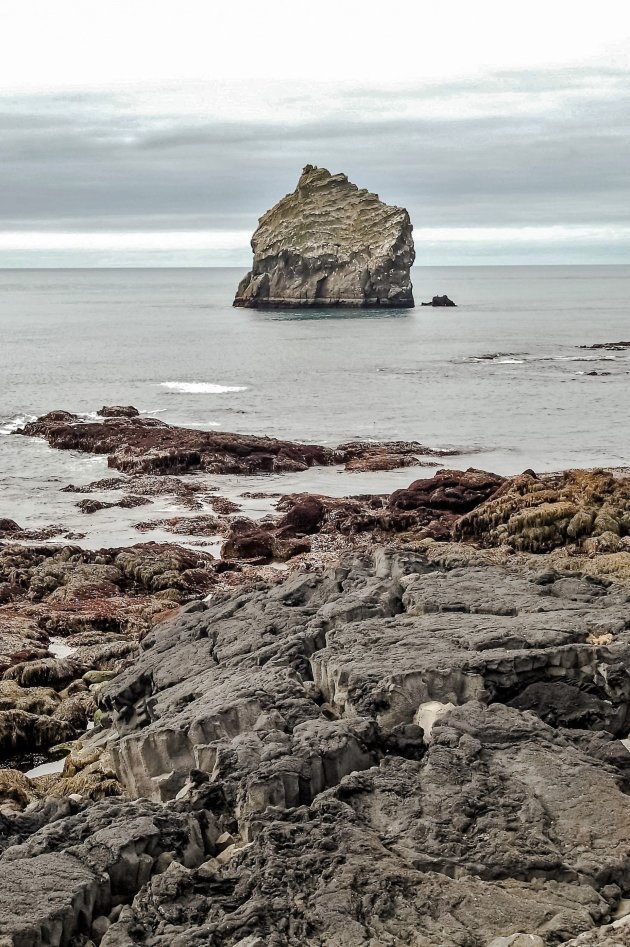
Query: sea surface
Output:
[[1, 265, 629, 547]]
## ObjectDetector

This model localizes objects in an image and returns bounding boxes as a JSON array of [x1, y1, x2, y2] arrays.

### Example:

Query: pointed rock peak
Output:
[[297, 165, 345, 191]]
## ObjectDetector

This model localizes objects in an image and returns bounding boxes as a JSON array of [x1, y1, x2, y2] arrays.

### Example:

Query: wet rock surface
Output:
[[97, 405, 140, 418], [217, 468, 505, 564], [338, 439, 458, 472], [19, 411, 339, 476], [4, 545, 630, 944], [234, 165, 415, 309], [18, 410, 460, 477]]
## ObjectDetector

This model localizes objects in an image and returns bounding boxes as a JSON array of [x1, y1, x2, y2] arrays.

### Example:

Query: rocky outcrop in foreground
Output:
[[18, 410, 455, 476], [234, 165, 415, 308], [19, 411, 337, 476], [4, 545, 630, 945], [456, 468, 630, 561]]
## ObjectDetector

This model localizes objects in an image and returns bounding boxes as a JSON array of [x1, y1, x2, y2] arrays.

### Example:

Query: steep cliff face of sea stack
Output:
[[234, 165, 415, 308]]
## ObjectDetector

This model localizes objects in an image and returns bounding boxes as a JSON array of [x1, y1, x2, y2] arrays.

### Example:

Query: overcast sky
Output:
[[1, 0, 629, 266]]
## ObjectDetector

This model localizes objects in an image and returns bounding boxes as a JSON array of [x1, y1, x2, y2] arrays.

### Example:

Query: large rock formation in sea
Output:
[[233, 165, 415, 308]]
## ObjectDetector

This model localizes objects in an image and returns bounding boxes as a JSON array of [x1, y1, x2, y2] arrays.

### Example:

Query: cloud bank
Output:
[[1, 69, 628, 265]]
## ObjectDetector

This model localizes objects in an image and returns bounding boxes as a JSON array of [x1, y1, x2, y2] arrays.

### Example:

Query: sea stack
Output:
[[234, 165, 415, 308]]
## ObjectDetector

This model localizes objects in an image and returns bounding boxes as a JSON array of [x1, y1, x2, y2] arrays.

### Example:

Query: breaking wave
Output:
[[0, 414, 36, 435], [160, 382, 249, 394]]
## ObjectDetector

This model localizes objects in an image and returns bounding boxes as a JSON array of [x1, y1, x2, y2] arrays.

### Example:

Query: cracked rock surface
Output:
[[234, 165, 415, 308], [3, 546, 630, 945]]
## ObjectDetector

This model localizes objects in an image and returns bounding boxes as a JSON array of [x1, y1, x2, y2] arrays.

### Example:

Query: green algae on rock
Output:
[[455, 469, 630, 554]]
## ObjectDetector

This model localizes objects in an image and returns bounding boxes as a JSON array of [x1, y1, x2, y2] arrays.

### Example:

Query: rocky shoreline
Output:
[[3, 414, 630, 945]]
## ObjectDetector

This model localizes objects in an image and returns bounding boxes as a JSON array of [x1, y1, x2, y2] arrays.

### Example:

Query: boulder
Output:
[[96, 405, 140, 417], [421, 294, 457, 306], [234, 165, 415, 308], [389, 467, 504, 515]]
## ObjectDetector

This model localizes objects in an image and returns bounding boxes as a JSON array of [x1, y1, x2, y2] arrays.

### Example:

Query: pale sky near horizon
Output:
[[1, 0, 629, 265]]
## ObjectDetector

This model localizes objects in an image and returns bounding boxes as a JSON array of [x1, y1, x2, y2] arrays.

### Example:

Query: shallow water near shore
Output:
[[1, 264, 630, 545]]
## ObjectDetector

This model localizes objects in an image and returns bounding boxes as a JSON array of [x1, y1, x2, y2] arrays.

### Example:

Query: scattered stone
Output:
[[77, 495, 151, 514], [63, 474, 212, 511], [205, 495, 241, 515]]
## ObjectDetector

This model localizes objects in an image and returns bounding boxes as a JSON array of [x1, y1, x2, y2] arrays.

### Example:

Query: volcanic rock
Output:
[[421, 294, 457, 306], [338, 439, 457, 472], [19, 411, 339, 475], [389, 467, 504, 515], [97, 405, 140, 417], [134, 514, 225, 536], [4, 546, 630, 942], [0, 538, 217, 749], [62, 474, 212, 511], [234, 165, 415, 308], [12, 546, 624, 945], [19, 410, 458, 478]]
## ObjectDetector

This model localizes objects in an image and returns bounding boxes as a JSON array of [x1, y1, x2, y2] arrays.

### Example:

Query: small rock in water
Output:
[[421, 294, 457, 306], [97, 405, 140, 417], [234, 165, 415, 309], [580, 341, 630, 351]]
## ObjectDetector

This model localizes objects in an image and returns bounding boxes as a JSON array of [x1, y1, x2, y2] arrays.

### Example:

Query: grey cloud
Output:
[[0, 68, 628, 236]]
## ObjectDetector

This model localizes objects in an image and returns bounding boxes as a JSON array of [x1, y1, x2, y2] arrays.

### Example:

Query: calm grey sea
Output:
[[1, 265, 629, 545]]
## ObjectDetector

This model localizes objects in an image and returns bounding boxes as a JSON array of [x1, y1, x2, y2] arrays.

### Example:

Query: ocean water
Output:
[[1, 265, 629, 546]]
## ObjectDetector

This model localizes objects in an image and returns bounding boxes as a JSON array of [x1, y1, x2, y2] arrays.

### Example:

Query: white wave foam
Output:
[[547, 355, 617, 362], [0, 414, 36, 435], [76, 411, 101, 420], [160, 382, 249, 394], [497, 358, 525, 364]]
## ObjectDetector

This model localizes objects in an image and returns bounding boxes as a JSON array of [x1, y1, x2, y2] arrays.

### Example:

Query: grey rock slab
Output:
[[100, 550, 630, 801], [0, 797, 212, 946], [96, 701, 630, 944], [5, 546, 630, 945]]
